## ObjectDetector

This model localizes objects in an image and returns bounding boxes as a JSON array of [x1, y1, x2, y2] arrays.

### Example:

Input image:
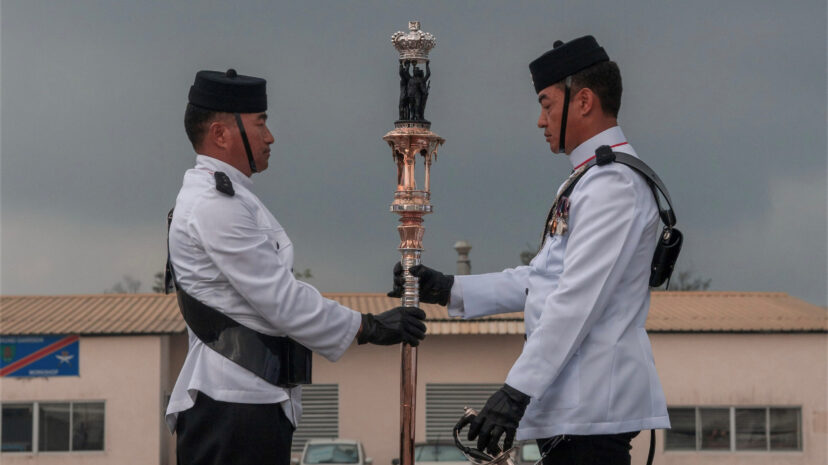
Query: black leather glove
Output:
[[387, 263, 454, 306], [468, 384, 530, 455], [357, 306, 427, 346]]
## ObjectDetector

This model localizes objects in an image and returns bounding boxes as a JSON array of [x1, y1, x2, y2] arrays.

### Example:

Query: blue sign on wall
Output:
[[0, 335, 80, 377]]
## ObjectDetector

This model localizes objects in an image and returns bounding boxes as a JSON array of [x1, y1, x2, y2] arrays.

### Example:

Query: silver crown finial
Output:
[[391, 21, 435, 62]]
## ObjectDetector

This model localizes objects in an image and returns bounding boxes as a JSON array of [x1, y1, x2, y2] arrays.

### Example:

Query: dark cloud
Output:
[[2, 0, 825, 306]]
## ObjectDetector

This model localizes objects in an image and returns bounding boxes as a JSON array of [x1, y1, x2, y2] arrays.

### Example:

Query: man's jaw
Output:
[[543, 133, 559, 153]]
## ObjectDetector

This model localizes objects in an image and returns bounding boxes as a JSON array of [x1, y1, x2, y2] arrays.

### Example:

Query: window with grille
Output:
[[665, 406, 802, 452], [425, 384, 500, 445], [292, 384, 339, 453], [1, 401, 104, 453], [1, 404, 33, 452]]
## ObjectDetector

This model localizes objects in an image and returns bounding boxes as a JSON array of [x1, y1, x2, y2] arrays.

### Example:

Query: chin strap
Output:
[[234, 113, 257, 173], [558, 76, 572, 153]]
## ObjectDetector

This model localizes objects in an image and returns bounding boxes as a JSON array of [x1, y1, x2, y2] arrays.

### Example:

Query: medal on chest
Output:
[[548, 197, 571, 236]]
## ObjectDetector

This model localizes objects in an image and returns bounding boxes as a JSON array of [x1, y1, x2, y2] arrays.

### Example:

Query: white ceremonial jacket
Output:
[[165, 155, 362, 432], [448, 127, 670, 439]]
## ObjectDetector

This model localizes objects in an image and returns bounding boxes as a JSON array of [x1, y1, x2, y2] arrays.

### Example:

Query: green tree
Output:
[[660, 270, 711, 291], [152, 271, 166, 293], [294, 269, 313, 280], [105, 275, 142, 293], [154, 268, 313, 293], [520, 243, 539, 266]]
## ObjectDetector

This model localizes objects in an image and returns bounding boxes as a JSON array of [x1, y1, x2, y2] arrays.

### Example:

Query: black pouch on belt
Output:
[[649, 226, 683, 288]]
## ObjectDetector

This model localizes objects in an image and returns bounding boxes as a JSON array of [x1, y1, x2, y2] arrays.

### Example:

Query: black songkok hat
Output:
[[529, 35, 609, 94], [188, 69, 267, 113]]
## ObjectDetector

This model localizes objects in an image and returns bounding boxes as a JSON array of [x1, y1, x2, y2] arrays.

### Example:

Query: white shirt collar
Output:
[[568, 126, 628, 169], [194, 155, 254, 191]]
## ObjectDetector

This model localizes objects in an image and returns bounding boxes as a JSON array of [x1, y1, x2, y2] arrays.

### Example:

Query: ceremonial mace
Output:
[[385, 21, 444, 465]]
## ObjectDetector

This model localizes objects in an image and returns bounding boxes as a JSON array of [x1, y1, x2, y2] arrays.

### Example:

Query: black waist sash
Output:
[[166, 208, 311, 388]]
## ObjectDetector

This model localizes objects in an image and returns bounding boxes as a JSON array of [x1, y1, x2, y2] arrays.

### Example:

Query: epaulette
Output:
[[595, 145, 616, 165], [214, 171, 235, 196]]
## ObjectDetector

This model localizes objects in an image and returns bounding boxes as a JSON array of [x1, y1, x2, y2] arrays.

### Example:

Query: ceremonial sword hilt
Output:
[[453, 408, 518, 465]]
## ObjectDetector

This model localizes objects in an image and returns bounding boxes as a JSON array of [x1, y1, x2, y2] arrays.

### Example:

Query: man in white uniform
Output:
[[167, 69, 427, 465], [391, 36, 670, 464]]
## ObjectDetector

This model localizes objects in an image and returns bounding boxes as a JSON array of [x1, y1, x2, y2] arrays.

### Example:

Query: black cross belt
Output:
[[538, 149, 682, 288], [166, 207, 311, 388], [175, 289, 312, 388]]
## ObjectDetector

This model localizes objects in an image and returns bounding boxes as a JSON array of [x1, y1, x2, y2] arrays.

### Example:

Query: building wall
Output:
[[164, 333, 189, 465], [1, 335, 167, 465], [631, 333, 827, 465], [315, 332, 827, 465], [315, 335, 525, 465], [8, 331, 821, 465]]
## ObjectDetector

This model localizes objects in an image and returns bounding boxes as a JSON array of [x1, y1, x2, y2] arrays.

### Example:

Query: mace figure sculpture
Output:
[[385, 21, 445, 465]]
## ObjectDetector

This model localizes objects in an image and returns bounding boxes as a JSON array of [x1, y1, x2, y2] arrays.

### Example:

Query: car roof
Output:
[[305, 438, 360, 445], [414, 440, 457, 446]]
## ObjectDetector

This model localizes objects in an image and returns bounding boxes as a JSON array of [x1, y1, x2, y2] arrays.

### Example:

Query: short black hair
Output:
[[557, 61, 622, 118], [184, 103, 226, 150]]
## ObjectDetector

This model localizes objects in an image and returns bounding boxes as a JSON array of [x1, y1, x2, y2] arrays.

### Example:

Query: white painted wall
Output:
[[324, 333, 827, 465], [1, 335, 167, 465], [632, 333, 827, 465], [3, 332, 825, 465]]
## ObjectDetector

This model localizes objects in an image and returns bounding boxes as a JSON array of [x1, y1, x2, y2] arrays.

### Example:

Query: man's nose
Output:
[[537, 113, 546, 129]]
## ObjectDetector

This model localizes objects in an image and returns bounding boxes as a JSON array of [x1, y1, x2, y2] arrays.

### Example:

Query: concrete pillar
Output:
[[453, 240, 471, 275]]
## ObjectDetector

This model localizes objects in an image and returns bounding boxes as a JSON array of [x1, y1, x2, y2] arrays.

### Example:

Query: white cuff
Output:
[[447, 279, 465, 317]]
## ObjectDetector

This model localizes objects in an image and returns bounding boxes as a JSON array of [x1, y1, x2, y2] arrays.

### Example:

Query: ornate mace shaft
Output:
[[385, 21, 444, 465]]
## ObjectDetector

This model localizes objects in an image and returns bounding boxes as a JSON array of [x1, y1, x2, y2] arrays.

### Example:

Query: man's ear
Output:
[[208, 120, 231, 149], [576, 88, 596, 117]]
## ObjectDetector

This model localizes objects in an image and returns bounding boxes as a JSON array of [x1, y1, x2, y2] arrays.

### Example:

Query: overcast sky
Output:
[[1, 0, 826, 306]]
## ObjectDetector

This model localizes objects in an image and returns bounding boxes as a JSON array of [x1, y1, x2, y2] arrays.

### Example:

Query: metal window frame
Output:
[[37, 401, 72, 452], [68, 400, 106, 452], [666, 405, 803, 454], [663, 406, 697, 451], [1, 400, 105, 455], [697, 406, 731, 452], [0, 402, 36, 453], [732, 406, 769, 452], [768, 406, 803, 451]]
